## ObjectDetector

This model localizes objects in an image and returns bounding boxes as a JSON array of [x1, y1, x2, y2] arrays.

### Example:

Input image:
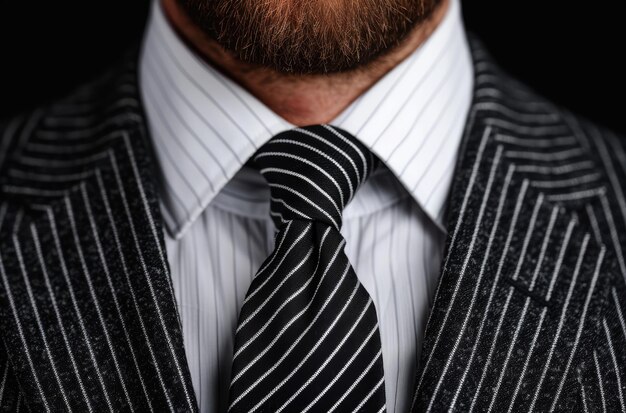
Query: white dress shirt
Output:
[[139, 0, 473, 411]]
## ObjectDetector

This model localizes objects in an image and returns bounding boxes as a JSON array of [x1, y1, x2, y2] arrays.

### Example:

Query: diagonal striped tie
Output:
[[228, 125, 386, 413]]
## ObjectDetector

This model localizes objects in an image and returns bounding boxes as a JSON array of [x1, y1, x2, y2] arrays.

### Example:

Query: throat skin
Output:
[[161, 0, 449, 126]]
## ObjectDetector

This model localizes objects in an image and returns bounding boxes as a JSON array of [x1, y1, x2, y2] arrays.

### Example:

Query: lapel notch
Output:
[[0, 58, 198, 412], [413, 39, 618, 412]]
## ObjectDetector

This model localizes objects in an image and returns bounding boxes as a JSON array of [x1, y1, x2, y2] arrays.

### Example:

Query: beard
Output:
[[176, 0, 442, 74]]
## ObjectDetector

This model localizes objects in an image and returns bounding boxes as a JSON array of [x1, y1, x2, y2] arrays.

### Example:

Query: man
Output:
[[0, 0, 624, 411]]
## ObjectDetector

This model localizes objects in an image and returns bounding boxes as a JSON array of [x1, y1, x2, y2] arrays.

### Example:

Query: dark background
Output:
[[1, 1, 625, 136]]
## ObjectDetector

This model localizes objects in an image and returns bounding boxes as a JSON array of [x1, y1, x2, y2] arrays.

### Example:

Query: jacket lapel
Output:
[[1, 37, 620, 413], [412, 39, 617, 411], [0, 58, 197, 411]]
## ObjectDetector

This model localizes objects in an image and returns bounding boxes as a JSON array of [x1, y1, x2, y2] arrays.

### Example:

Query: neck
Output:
[[161, 0, 450, 126]]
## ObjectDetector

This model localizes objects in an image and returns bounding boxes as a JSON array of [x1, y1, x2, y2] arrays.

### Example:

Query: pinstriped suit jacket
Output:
[[0, 38, 625, 412]]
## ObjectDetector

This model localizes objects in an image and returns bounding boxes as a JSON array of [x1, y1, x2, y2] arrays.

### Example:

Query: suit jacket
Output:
[[0, 38, 625, 412]]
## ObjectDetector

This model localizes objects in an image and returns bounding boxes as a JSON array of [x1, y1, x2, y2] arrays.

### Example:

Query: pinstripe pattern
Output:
[[140, 0, 471, 239], [412, 38, 626, 412], [0, 32, 624, 413], [143, 2, 470, 411], [227, 125, 385, 412], [0, 58, 197, 411], [166, 175, 444, 413]]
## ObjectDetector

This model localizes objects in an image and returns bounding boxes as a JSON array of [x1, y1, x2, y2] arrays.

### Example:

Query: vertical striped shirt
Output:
[[138, 0, 473, 411]]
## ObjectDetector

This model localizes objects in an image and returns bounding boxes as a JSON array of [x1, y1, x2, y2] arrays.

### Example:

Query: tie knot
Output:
[[254, 125, 377, 230]]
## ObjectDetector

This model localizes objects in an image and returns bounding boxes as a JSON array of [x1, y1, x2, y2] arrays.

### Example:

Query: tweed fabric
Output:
[[0, 58, 197, 412], [0, 39, 624, 412], [411, 44, 626, 412]]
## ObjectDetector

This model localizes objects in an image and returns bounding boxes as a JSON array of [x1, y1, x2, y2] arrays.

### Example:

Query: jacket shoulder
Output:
[[573, 116, 626, 196], [468, 37, 626, 203], [0, 50, 145, 232], [0, 50, 142, 181]]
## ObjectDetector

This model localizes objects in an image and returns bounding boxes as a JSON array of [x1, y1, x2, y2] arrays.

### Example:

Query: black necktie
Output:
[[228, 125, 386, 413]]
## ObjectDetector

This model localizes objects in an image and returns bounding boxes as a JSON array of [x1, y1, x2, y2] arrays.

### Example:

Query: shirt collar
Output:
[[139, 0, 473, 239]]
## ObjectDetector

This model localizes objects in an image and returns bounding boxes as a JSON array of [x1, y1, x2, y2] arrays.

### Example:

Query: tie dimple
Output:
[[228, 125, 386, 413], [254, 124, 377, 230]]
